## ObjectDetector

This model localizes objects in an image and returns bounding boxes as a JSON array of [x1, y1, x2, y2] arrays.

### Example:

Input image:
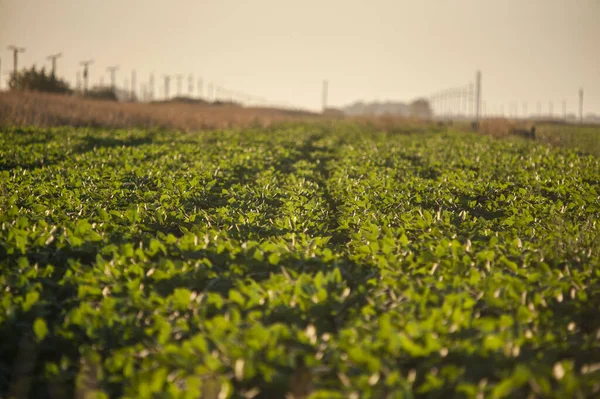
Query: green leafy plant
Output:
[[0, 123, 599, 398]]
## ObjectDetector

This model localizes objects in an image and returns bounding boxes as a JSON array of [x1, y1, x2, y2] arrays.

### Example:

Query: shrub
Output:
[[8, 66, 71, 94]]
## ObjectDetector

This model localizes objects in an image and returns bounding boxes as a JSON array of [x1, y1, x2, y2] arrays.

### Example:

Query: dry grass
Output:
[[0, 91, 321, 131], [2, 91, 596, 156]]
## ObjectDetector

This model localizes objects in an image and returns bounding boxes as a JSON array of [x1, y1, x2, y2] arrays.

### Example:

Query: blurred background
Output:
[[0, 0, 598, 121]]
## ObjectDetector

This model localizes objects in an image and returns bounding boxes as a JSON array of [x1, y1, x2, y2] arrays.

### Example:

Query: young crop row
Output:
[[0, 123, 599, 398]]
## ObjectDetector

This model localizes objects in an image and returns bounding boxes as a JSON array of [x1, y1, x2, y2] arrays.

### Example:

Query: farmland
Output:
[[1, 123, 599, 398]]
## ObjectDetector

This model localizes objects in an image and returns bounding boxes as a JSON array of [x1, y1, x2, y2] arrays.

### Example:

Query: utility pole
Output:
[[106, 66, 119, 90], [322, 80, 328, 112], [175, 74, 183, 96], [47, 53, 62, 77], [188, 74, 193, 96], [474, 70, 481, 122], [8, 46, 26, 78], [149, 73, 154, 100], [163, 75, 171, 100], [80, 60, 93, 94], [579, 88, 584, 124], [131, 69, 136, 100], [124, 79, 128, 100]]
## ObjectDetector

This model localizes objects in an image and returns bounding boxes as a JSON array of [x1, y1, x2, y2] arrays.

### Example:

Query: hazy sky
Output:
[[1, 0, 598, 113]]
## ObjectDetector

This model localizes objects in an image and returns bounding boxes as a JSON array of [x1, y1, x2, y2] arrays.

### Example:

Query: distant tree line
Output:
[[342, 98, 433, 119], [9, 66, 71, 94], [7, 66, 118, 101]]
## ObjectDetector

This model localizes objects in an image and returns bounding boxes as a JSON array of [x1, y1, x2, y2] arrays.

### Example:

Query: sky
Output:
[[0, 0, 598, 114]]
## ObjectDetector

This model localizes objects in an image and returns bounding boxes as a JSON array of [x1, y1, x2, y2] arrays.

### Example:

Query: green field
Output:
[[535, 124, 600, 157], [1, 124, 599, 398]]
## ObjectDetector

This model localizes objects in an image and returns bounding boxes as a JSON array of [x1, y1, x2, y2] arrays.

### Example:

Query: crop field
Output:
[[1, 123, 599, 398], [534, 124, 600, 157]]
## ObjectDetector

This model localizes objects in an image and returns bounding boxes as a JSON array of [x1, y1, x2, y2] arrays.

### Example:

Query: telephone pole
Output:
[[579, 88, 584, 124], [47, 53, 62, 77], [188, 74, 193, 96], [149, 73, 154, 100], [80, 59, 93, 94], [163, 75, 171, 100], [106, 66, 119, 90], [8, 46, 26, 78], [131, 69, 136, 100], [175, 74, 183, 96], [474, 70, 481, 122], [322, 80, 328, 112]]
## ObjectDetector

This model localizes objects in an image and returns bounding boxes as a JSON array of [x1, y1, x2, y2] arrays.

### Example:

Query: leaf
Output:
[[268, 252, 280, 265], [33, 317, 48, 341], [23, 291, 40, 312]]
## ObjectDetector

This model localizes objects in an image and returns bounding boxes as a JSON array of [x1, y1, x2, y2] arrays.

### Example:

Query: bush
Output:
[[85, 86, 119, 101], [8, 66, 71, 94]]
